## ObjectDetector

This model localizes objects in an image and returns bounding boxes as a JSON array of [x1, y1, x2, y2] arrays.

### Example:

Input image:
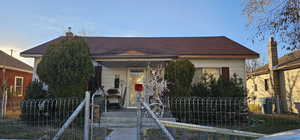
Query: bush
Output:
[[37, 36, 94, 97], [191, 73, 245, 97], [164, 60, 195, 96], [168, 96, 248, 127], [25, 80, 48, 99]]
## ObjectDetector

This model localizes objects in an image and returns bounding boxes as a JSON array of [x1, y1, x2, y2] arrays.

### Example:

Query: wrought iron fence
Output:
[[0, 97, 84, 139]]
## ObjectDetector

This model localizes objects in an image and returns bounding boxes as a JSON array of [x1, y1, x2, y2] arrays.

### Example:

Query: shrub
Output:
[[37, 36, 94, 97], [25, 80, 48, 99], [191, 73, 245, 97], [164, 60, 195, 96]]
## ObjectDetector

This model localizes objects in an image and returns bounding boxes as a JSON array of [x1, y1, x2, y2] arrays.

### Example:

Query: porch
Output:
[[93, 60, 168, 109]]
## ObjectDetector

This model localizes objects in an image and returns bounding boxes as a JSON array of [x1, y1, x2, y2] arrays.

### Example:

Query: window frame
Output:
[[202, 67, 222, 79], [254, 84, 258, 91], [192, 67, 222, 84], [14, 76, 24, 96], [264, 79, 269, 91]]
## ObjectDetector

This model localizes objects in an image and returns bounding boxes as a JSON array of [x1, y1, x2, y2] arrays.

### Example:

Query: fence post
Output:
[[1, 89, 7, 118], [137, 91, 142, 140], [135, 84, 143, 140], [84, 91, 90, 140]]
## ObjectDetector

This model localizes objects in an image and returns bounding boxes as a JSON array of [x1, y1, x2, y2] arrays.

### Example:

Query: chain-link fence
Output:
[[0, 97, 84, 139]]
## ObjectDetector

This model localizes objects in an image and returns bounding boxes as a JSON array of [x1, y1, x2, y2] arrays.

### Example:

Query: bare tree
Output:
[[243, 0, 300, 50], [246, 58, 264, 73]]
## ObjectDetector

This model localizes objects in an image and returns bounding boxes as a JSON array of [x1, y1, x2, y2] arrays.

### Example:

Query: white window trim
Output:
[[14, 76, 24, 96]]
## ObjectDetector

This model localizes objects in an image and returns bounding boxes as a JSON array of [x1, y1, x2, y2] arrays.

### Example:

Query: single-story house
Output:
[[247, 37, 300, 113], [21, 31, 258, 108], [0, 50, 33, 99]]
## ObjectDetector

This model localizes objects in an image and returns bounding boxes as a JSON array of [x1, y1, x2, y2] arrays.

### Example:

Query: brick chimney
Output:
[[65, 27, 73, 37], [268, 37, 278, 69], [268, 37, 283, 113]]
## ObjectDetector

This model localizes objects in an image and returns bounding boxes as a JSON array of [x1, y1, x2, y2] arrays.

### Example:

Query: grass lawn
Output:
[[0, 119, 84, 139], [242, 113, 300, 134], [144, 128, 254, 140], [145, 113, 300, 139], [0, 119, 53, 139]]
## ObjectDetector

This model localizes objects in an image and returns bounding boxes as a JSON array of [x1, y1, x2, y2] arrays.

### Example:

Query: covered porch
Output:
[[94, 60, 169, 109]]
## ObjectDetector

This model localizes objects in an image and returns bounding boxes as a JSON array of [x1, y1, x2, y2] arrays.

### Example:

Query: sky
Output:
[[0, 0, 290, 67]]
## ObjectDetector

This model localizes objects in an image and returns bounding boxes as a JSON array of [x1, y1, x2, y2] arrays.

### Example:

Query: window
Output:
[[264, 79, 269, 91], [254, 84, 258, 91], [203, 68, 221, 79], [192, 68, 203, 84], [14, 76, 24, 96], [192, 68, 221, 84]]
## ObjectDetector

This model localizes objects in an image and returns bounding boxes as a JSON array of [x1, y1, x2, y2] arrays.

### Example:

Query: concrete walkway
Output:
[[106, 128, 137, 140]]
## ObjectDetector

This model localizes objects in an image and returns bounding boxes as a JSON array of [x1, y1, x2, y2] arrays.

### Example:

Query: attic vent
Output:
[[119, 50, 145, 55]]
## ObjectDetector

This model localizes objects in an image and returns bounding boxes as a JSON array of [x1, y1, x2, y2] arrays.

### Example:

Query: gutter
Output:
[[0, 65, 33, 74], [20, 53, 42, 58]]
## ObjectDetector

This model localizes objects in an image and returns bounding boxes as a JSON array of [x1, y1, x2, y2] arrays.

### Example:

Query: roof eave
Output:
[[0, 65, 33, 74], [20, 53, 43, 58], [179, 54, 259, 59]]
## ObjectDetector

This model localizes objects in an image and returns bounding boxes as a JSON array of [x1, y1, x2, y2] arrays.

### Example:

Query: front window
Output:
[[14, 76, 24, 96], [192, 68, 221, 84], [203, 68, 221, 79]]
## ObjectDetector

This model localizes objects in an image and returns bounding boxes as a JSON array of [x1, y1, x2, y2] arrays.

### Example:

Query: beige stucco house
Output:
[[21, 31, 258, 108], [247, 38, 300, 113]]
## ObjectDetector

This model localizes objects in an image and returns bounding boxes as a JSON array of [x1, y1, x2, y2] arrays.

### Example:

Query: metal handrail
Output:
[[160, 121, 265, 138], [90, 88, 106, 139], [141, 101, 175, 140]]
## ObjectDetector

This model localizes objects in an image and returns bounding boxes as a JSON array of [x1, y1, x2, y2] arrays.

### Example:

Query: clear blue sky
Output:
[[0, 0, 289, 66]]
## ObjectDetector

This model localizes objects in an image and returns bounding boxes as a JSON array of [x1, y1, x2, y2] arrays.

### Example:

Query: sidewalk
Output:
[[106, 128, 137, 140]]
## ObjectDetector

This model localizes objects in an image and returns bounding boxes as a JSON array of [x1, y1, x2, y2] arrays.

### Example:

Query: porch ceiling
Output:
[[99, 61, 166, 67]]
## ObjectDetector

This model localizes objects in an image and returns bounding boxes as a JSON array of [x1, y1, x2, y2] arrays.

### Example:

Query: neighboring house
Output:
[[0, 50, 33, 99], [247, 37, 300, 113], [21, 31, 258, 108]]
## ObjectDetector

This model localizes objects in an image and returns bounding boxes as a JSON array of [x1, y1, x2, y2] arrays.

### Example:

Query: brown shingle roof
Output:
[[0, 50, 33, 72], [252, 50, 300, 75], [21, 36, 259, 58]]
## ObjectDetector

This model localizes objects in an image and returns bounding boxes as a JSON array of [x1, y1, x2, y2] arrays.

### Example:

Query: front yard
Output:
[[0, 119, 53, 139], [243, 113, 300, 134]]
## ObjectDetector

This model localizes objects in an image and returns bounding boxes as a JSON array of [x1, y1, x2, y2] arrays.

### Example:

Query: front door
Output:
[[127, 69, 145, 108]]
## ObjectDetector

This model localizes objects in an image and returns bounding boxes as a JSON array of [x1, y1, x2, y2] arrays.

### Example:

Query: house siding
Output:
[[0, 68, 32, 98], [100, 59, 246, 90], [247, 74, 274, 99], [32, 57, 42, 81], [101, 66, 128, 91], [190, 59, 246, 82], [247, 68, 300, 113]]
